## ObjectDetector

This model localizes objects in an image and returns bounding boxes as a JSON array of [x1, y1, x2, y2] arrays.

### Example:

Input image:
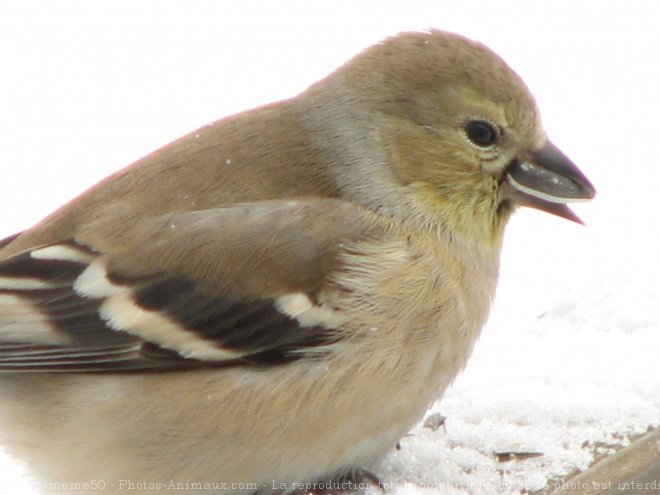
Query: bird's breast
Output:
[[326, 232, 497, 403]]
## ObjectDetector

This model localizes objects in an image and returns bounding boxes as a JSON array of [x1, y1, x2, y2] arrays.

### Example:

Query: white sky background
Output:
[[0, 1, 659, 493]]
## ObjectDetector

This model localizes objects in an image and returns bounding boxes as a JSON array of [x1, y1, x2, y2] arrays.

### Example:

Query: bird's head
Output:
[[310, 30, 595, 246]]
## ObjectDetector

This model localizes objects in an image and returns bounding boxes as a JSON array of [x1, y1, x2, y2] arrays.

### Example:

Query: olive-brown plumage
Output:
[[0, 30, 594, 493]]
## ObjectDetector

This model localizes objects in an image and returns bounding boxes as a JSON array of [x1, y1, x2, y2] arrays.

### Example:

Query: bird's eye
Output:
[[465, 120, 499, 147]]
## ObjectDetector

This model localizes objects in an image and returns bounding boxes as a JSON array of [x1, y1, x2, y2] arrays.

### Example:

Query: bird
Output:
[[0, 29, 594, 494]]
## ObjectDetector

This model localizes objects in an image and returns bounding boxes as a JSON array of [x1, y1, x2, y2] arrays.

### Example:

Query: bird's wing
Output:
[[0, 199, 376, 372], [0, 232, 21, 249]]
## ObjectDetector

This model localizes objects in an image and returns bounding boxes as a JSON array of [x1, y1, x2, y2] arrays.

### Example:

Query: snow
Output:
[[378, 284, 660, 493], [1, 1, 660, 494]]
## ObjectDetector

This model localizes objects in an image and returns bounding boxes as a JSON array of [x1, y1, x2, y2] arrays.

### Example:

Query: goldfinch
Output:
[[0, 29, 594, 493]]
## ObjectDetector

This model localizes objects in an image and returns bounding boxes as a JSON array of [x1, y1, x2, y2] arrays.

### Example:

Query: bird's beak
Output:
[[505, 141, 596, 224]]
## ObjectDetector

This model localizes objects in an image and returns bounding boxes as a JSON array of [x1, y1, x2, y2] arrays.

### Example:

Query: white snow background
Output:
[[1, 1, 659, 493]]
